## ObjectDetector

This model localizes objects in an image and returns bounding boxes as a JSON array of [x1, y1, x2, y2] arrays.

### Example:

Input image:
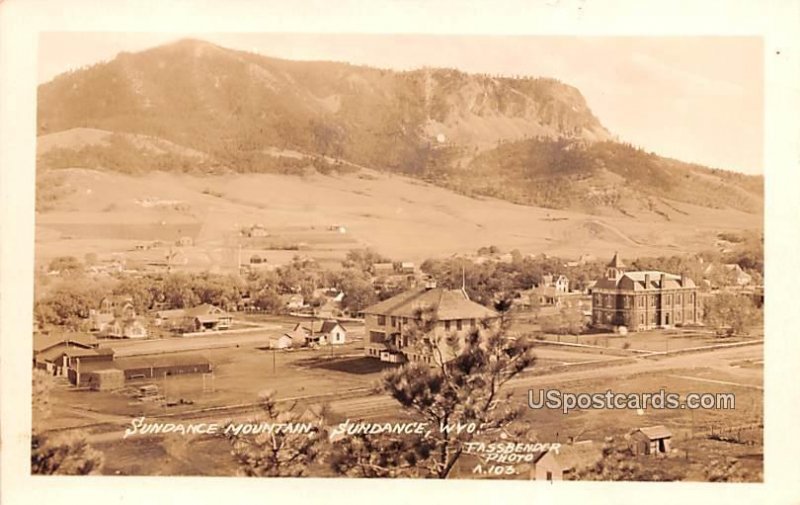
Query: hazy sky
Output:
[[39, 33, 763, 175]]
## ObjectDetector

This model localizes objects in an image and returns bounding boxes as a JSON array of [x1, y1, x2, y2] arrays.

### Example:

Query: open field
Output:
[[35, 167, 762, 270], [43, 334, 621, 432], [52, 342, 762, 478]]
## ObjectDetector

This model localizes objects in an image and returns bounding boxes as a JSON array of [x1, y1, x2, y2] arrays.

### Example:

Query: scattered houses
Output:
[[106, 314, 149, 339], [176, 236, 194, 247], [517, 273, 586, 313], [372, 262, 396, 277], [542, 274, 570, 293], [281, 293, 305, 311], [90, 296, 149, 338], [704, 263, 753, 288], [590, 253, 699, 331], [311, 288, 345, 318], [155, 304, 233, 333], [362, 283, 499, 364], [400, 262, 416, 275], [244, 224, 270, 238], [292, 320, 347, 346], [98, 295, 134, 315]]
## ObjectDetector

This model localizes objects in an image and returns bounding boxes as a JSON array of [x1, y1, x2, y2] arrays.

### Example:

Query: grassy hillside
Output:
[[460, 139, 763, 212], [34, 167, 762, 270]]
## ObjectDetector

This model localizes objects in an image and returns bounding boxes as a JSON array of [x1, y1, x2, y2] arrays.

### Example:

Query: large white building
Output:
[[362, 284, 498, 363]]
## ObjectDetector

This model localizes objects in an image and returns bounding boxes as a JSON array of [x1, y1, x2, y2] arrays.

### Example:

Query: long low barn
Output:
[[68, 353, 212, 387]]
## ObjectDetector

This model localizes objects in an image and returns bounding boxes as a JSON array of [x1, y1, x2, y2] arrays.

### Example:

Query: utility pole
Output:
[[310, 307, 316, 349], [163, 371, 168, 412]]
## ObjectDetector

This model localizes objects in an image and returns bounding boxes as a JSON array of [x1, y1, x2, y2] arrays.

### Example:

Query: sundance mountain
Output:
[[37, 38, 762, 215]]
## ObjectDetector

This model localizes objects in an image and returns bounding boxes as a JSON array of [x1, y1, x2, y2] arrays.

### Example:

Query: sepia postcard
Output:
[[1, 1, 799, 504]]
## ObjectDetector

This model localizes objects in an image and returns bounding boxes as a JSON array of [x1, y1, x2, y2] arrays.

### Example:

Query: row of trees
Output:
[[703, 292, 762, 337], [34, 252, 387, 328]]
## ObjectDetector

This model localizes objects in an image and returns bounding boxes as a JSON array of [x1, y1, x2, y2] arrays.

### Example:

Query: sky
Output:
[[38, 33, 763, 175]]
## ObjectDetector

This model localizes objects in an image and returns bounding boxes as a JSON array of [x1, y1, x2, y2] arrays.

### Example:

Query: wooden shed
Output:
[[630, 425, 672, 456], [86, 369, 125, 391]]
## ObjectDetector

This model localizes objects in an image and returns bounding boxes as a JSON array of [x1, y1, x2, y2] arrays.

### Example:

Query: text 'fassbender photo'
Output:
[[29, 33, 765, 483]]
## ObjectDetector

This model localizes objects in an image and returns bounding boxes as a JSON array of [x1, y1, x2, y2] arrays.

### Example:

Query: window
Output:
[[457, 319, 463, 331], [638, 297, 644, 308], [640, 314, 644, 325], [391, 316, 397, 327], [624, 296, 631, 308], [667, 295, 672, 305], [470, 318, 476, 328], [377, 315, 386, 326], [677, 294, 682, 304], [445, 320, 451, 331]]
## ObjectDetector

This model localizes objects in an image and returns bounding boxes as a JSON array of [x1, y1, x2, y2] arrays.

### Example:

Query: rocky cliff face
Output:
[[37, 39, 609, 161]]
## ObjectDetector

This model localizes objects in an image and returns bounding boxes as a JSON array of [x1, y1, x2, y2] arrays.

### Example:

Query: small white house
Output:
[[294, 320, 347, 346], [271, 334, 294, 349], [542, 274, 570, 293]]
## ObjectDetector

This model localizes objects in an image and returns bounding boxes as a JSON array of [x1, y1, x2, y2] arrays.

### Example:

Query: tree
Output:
[[190, 273, 245, 310], [162, 272, 201, 309], [47, 255, 84, 276], [705, 457, 760, 482], [34, 278, 111, 328], [539, 305, 586, 335], [31, 370, 104, 475], [329, 429, 428, 478], [704, 292, 760, 337], [253, 288, 283, 313], [113, 276, 157, 313], [342, 248, 390, 274], [330, 309, 536, 478], [339, 270, 377, 313], [225, 392, 326, 477]]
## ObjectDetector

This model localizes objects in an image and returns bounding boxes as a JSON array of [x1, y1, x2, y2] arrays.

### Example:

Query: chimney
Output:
[[644, 273, 651, 289], [680, 273, 687, 287], [660, 273, 666, 289]]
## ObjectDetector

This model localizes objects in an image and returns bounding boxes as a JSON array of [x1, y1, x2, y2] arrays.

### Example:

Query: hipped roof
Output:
[[362, 287, 498, 320]]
